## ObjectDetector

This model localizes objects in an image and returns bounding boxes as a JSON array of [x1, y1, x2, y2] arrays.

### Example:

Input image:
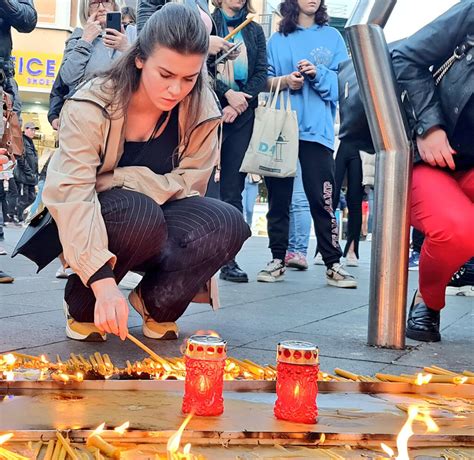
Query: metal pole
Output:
[[345, 0, 413, 349]]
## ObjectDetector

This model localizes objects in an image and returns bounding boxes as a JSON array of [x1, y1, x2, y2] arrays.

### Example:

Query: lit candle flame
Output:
[[414, 373, 432, 385], [167, 414, 193, 455], [76, 372, 84, 382], [381, 442, 395, 458], [183, 443, 192, 454], [40, 355, 48, 363], [454, 376, 468, 385], [0, 433, 13, 445], [293, 383, 300, 398], [198, 375, 208, 393], [114, 421, 130, 435], [381, 405, 439, 459], [91, 422, 106, 437], [5, 371, 14, 381], [3, 354, 16, 366]]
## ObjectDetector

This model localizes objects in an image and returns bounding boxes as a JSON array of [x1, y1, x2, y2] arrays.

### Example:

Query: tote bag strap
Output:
[[269, 77, 283, 109]]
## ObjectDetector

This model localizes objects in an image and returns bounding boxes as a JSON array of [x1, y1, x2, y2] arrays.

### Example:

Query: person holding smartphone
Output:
[[59, 0, 135, 94]]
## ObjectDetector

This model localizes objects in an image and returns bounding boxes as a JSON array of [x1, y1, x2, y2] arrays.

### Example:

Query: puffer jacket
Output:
[[0, 0, 37, 78], [392, 1, 473, 168]]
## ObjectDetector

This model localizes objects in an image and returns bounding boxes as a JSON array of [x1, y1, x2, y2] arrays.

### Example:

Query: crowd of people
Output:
[[0, 0, 472, 345]]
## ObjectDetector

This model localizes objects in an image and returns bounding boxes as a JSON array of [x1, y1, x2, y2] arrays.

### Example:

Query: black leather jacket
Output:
[[0, 0, 37, 78], [392, 1, 473, 167], [14, 134, 38, 185], [137, 0, 210, 33]]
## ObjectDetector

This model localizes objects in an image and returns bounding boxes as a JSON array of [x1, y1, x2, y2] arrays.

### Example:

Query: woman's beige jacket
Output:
[[43, 79, 222, 288]]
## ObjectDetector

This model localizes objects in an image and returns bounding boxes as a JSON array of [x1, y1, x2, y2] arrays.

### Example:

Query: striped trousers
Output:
[[65, 189, 251, 323]]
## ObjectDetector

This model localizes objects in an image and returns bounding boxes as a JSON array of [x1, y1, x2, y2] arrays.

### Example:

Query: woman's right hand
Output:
[[286, 72, 304, 91], [82, 12, 102, 43], [208, 36, 233, 56], [91, 278, 129, 340], [416, 126, 456, 170]]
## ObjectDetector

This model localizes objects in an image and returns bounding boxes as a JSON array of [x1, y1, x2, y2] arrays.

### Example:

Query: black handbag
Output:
[[11, 207, 63, 272]]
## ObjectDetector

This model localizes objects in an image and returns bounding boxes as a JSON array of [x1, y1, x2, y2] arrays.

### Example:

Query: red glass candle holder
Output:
[[274, 341, 319, 424], [182, 335, 227, 416]]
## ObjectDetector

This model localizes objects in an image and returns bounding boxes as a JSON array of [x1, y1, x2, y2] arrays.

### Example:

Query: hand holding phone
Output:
[[106, 12, 122, 33], [215, 41, 243, 65], [103, 12, 129, 52]]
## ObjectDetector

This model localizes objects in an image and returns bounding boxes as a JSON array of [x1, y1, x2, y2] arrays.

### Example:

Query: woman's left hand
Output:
[[297, 59, 317, 79], [96, 172, 114, 192], [103, 28, 129, 52]]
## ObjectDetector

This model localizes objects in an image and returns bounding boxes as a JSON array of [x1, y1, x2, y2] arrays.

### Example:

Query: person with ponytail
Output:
[[42, 4, 250, 343]]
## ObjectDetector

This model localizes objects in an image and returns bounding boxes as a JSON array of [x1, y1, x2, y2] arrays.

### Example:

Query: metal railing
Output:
[[345, 0, 413, 349]]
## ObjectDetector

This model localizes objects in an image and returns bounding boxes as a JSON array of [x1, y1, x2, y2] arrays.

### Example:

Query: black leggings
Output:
[[264, 140, 342, 266], [65, 189, 250, 323], [334, 141, 364, 258]]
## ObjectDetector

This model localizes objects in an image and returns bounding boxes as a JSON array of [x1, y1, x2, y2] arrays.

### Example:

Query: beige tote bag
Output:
[[240, 78, 298, 178]]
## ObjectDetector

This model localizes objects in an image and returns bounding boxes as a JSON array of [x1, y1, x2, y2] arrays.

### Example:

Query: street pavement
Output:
[[1, 224, 473, 376]]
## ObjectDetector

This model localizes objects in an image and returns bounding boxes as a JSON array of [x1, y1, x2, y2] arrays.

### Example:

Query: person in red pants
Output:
[[392, 2, 473, 342]]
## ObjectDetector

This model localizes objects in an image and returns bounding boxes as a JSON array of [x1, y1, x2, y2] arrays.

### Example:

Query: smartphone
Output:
[[106, 12, 122, 33], [215, 41, 243, 65]]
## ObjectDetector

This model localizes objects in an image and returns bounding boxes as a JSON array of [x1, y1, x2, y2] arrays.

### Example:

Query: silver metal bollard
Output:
[[345, 0, 413, 349]]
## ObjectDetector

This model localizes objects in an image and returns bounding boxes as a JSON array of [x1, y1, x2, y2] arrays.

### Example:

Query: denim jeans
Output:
[[288, 160, 312, 255], [241, 176, 259, 227]]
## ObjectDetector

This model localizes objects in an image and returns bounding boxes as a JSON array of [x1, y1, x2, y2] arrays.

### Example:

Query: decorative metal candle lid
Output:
[[277, 341, 319, 365], [185, 335, 227, 361]]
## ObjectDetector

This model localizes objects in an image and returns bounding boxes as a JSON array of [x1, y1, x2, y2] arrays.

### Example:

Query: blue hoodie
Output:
[[267, 24, 348, 150]]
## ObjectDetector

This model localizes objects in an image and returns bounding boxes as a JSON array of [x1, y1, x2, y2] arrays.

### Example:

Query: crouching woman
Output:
[[43, 3, 250, 342]]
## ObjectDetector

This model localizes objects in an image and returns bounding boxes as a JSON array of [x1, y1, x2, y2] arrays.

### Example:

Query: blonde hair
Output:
[[211, 0, 256, 14], [78, 0, 123, 27]]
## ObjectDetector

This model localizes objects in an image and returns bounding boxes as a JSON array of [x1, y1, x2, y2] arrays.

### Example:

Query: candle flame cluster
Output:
[[1, 353, 473, 386], [380, 405, 439, 459]]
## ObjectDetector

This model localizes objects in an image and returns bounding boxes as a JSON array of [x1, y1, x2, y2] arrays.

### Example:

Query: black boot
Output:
[[220, 260, 248, 283], [406, 294, 441, 342]]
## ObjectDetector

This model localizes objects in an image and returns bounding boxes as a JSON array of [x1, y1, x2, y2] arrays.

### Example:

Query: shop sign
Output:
[[11, 51, 63, 91]]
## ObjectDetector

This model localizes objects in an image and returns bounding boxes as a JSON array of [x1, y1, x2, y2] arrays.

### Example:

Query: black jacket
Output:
[[137, 0, 210, 33], [392, 1, 473, 167], [210, 10, 267, 112], [48, 73, 69, 125], [0, 0, 37, 78], [14, 135, 38, 185]]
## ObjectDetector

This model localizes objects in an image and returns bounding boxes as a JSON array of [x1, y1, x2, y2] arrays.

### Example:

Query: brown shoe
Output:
[[63, 301, 106, 342], [0, 270, 14, 283], [129, 290, 179, 340]]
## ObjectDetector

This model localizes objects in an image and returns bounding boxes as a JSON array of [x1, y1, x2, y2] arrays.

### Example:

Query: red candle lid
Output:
[[276, 341, 319, 366], [185, 335, 227, 361]]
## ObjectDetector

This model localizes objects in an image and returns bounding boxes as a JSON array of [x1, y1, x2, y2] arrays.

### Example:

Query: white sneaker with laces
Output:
[[257, 259, 285, 282], [326, 263, 357, 288], [119, 271, 143, 290]]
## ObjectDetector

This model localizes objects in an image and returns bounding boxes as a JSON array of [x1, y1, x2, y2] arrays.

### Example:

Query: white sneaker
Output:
[[446, 285, 474, 297], [345, 253, 359, 267], [326, 263, 357, 288], [0, 247, 7, 256], [257, 259, 285, 282], [119, 271, 143, 290], [313, 253, 324, 265], [366, 233, 372, 242], [56, 266, 74, 279]]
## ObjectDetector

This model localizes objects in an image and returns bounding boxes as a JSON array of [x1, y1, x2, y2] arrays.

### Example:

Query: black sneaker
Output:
[[446, 262, 474, 297], [220, 260, 249, 283], [406, 294, 441, 342], [0, 270, 14, 283]]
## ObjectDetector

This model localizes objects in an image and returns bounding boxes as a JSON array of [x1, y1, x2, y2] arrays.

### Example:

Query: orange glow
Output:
[[167, 414, 193, 457], [193, 330, 220, 338], [114, 421, 130, 435], [0, 433, 13, 445], [414, 373, 432, 386], [293, 383, 300, 398]]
